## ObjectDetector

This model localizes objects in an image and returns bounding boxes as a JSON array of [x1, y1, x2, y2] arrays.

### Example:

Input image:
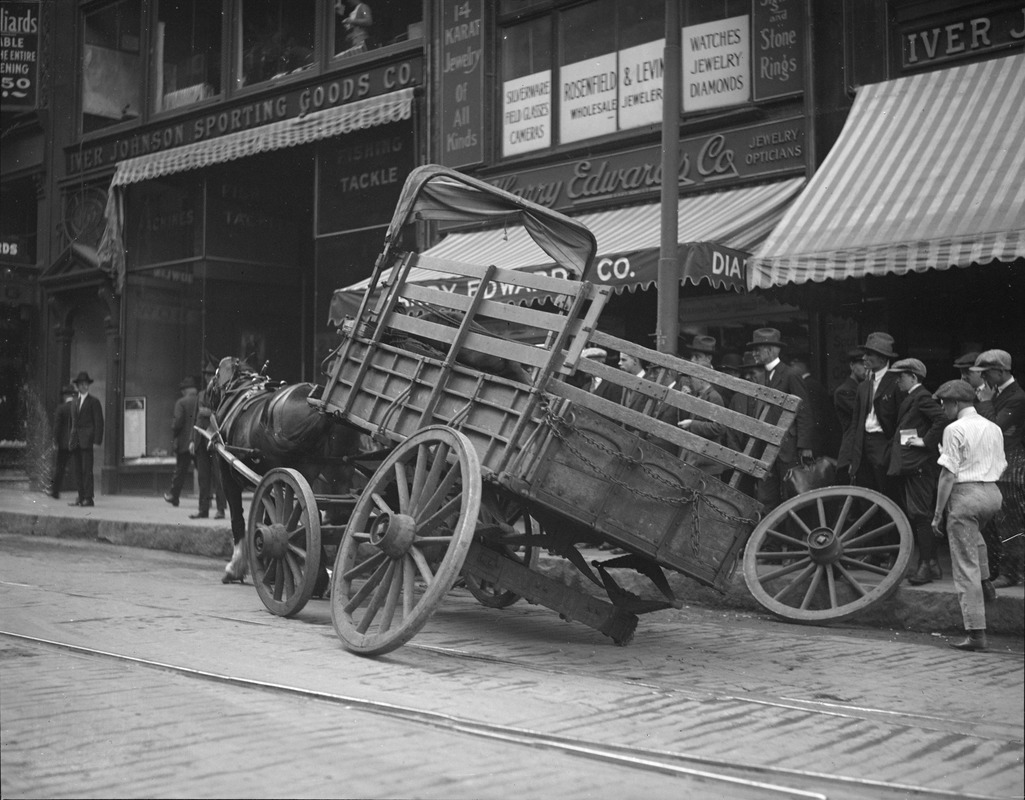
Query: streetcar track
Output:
[[0, 629, 1011, 800]]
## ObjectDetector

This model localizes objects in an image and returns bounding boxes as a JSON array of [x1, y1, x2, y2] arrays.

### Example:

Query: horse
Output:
[[203, 356, 370, 584]]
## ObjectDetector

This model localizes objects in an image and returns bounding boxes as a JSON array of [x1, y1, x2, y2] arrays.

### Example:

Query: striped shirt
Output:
[[937, 407, 1006, 482]]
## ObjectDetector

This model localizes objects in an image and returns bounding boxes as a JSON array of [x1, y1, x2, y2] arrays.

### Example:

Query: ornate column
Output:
[[98, 283, 121, 494]]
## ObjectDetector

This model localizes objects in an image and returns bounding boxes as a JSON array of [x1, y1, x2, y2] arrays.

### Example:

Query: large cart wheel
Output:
[[247, 468, 322, 617], [464, 490, 541, 609], [743, 486, 913, 624], [331, 426, 482, 656]]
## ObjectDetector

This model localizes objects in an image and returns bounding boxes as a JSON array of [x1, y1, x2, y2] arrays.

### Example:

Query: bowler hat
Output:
[[858, 332, 898, 360], [746, 328, 784, 349], [683, 334, 717, 355], [953, 351, 980, 369], [180, 376, 197, 390], [718, 352, 743, 373], [889, 358, 927, 380], [72, 371, 94, 384], [969, 349, 1012, 372], [933, 379, 976, 402]]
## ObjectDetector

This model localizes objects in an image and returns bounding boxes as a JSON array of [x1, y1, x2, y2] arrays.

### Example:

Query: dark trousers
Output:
[[756, 455, 798, 511], [168, 451, 193, 500], [194, 441, 225, 514], [52, 448, 72, 495], [855, 433, 902, 506], [71, 446, 94, 501]]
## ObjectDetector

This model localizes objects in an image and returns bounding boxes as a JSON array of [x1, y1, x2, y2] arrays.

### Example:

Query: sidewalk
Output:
[[2, 487, 1021, 636]]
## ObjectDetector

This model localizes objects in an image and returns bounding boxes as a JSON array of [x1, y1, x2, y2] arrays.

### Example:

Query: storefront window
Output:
[[81, 0, 142, 133], [151, 0, 223, 114], [0, 178, 37, 266], [237, 0, 315, 89], [500, 17, 552, 157], [331, 0, 422, 58]]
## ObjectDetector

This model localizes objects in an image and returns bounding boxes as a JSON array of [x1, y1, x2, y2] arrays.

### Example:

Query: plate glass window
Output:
[[151, 0, 223, 113], [237, 0, 315, 89], [81, 0, 143, 133]]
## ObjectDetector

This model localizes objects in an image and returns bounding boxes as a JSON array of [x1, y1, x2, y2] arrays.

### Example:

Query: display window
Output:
[[151, 0, 223, 114], [237, 0, 315, 89], [330, 0, 423, 59], [81, 0, 143, 133]]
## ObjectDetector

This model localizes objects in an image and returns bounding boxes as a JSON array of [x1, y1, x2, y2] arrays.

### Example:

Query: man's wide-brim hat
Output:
[[719, 352, 743, 373], [746, 328, 784, 349], [683, 334, 717, 355], [72, 371, 93, 384], [858, 332, 898, 359]]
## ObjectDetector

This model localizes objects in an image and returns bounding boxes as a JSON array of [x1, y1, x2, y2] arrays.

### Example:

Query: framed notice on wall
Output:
[[124, 397, 146, 459]]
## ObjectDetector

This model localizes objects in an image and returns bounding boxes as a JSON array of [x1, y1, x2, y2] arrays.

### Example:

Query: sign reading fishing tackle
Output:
[[0, 1, 40, 112]]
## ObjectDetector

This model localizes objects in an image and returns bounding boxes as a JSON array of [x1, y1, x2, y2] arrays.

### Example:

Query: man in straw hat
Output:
[[840, 332, 902, 506], [932, 379, 1005, 652], [69, 371, 103, 507], [971, 349, 1025, 589], [747, 328, 814, 509], [886, 359, 947, 585], [164, 376, 199, 509]]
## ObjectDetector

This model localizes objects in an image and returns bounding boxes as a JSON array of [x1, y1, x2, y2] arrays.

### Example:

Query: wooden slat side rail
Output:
[[548, 381, 770, 477], [413, 253, 594, 297], [588, 330, 801, 412], [574, 358, 785, 446], [384, 312, 553, 371]]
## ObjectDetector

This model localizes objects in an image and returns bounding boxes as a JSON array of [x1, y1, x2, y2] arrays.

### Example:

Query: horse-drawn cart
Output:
[[222, 165, 913, 656]]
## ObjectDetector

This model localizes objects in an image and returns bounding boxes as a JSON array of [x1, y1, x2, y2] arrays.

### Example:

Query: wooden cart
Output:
[[254, 166, 914, 655]]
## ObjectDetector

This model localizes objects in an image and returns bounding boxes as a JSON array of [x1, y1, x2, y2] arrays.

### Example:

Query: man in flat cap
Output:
[[834, 348, 868, 483], [971, 349, 1025, 588], [581, 347, 622, 403], [747, 328, 814, 508], [840, 332, 902, 506], [953, 351, 983, 397], [164, 376, 199, 508], [932, 379, 1005, 652], [886, 359, 948, 585]]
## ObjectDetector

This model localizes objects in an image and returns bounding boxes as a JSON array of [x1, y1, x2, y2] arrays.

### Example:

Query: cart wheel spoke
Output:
[[743, 486, 912, 623], [332, 427, 481, 656], [247, 469, 321, 617]]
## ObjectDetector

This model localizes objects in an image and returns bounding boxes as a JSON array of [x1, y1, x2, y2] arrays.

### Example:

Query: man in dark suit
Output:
[[834, 349, 868, 482], [164, 376, 199, 508], [48, 384, 76, 499], [886, 359, 948, 585], [748, 328, 814, 509], [790, 354, 839, 458], [972, 349, 1025, 588], [840, 332, 902, 506], [191, 366, 226, 520], [69, 371, 104, 507]]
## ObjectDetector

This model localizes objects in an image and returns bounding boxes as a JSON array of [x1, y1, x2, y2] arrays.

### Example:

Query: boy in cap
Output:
[[932, 379, 1006, 652], [971, 349, 1025, 588], [886, 359, 947, 585]]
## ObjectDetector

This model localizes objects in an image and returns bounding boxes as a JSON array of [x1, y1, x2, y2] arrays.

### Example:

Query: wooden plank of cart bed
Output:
[[588, 330, 802, 412], [548, 381, 771, 477], [574, 357, 786, 446]]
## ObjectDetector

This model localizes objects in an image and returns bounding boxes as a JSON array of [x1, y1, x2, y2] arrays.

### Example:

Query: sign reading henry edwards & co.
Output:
[[489, 116, 805, 212], [65, 57, 423, 175], [0, 1, 40, 112]]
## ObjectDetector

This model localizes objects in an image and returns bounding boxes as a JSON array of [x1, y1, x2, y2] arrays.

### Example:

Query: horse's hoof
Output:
[[222, 572, 245, 584]]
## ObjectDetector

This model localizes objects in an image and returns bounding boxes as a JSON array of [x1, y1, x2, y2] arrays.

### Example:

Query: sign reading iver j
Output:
[[438, 0, 484, 168], [0, 1, 40, 112]]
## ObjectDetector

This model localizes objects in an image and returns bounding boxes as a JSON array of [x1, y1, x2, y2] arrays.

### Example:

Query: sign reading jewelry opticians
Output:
[[438, 0, 484, 168], [0, 1, 40, 112], [502, 70, 551, 157], [682, 15, 750, 111]]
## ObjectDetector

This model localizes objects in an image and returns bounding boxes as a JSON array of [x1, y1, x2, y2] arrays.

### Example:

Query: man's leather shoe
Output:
[[189, 512, 209, 519], [81, 499, 94, 507], [949, 630, 988, 652], [907, 562, 933, 585], [163, 491, 179, 507], [214, 511, 226, 519], [991, 576, 1019, 589], [982, 579, 997, 604]]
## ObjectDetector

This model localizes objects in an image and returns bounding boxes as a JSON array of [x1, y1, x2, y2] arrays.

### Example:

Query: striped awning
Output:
[[330, 177, 804, 321], [110, 88, 414, 187], [747, 54, 1025, 290]]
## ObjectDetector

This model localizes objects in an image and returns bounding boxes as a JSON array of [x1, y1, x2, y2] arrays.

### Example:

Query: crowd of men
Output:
[[584, 330, 1023, 652]]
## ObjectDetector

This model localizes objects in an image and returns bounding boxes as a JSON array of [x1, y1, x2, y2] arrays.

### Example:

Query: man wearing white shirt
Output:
[[932, 380, 1006, 652]]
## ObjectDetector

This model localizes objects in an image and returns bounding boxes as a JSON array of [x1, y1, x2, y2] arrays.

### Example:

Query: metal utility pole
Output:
[[657, 0, 681, 355]]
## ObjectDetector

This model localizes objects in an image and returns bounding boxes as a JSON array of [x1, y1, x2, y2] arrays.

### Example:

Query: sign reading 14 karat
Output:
[[438, 0, 484, 168]]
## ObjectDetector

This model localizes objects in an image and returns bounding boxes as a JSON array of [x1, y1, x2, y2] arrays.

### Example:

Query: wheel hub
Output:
[[255, 522, 290, 559], [807, 526, 842, 564], [369, 512, 417, 558]]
